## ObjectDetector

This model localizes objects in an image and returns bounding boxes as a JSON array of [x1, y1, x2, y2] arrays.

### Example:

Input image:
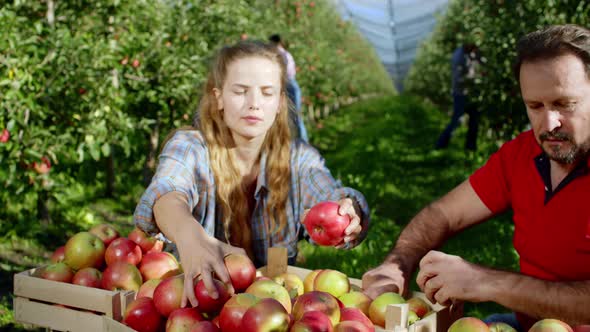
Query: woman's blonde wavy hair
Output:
[[193, 40, 291, 256]]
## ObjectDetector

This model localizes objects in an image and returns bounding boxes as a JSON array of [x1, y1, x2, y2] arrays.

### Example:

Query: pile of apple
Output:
[[43, 224, 181, 295], [448, 316, 588, 332], [121, 251, 435, 332]]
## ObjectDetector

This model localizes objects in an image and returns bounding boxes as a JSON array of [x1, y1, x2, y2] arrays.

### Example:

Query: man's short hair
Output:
[[514, 24, 590, 81]]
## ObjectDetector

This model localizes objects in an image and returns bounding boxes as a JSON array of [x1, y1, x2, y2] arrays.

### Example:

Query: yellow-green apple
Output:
[[340, 307, 374, 330], [291, 310, 334, 332], [40, 262, 74, 283], [105, 237, 142, 266], [529, 319, 573, 332], [303, 269, 323, 293], [153, 275, 184, 317], [303, 201, 351, 246], [242, 298, 291, 332], [273, 273, 304, 298], [338, 291, 371, 316], [292, 291, 340, 326], [313, 269, 350, 298], [368, 292, 405, 327], [448, 317, 490, 332], [219, 293, 260, 332], [245, 279, 292, 313], [50, 246, 65, 263], [123, 297, 165, 332], [488, 322, 517, 332], [190, 321, 220, 332], [89, 223, 119, 246], [101, 261, 142, 292], [224, 253, 256, 292], [139, 251, 181, 281], [407, 297, 430, 318], [128, 227, 161, 254], [166, 307, 204, 332], [72, 267, 102, 288], [335, 321, 372, 332], [194, 278, 232, 314], [408, 311, 419, 325], [137, 279, 162, 299], [64, 232, 105, 270]]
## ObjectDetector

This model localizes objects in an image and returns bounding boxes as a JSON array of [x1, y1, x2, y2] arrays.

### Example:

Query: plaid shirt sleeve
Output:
[[133, 130, 205, 237], [295, 142, 371, 248]]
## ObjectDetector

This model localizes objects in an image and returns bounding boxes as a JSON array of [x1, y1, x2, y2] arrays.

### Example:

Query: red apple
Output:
[[314, 269, 350, 298], [194, 278, 231, 314], [242, 298, 291, 332], [64, 232, 105, 270], [105, 237, 142, 266], [101, 261, 143, 291], [40, 262, 74, 283], [574, 326, 590, 332], [219, 293, 260, 332], [338, 291, 371, 316], [292, 291, 340, 326], [139, 251, 181, 281], [334, 321, 373, 332], [245, 279, 292, 313], [89, 224, 119, 246], [224, 253, 256, 292], [190, 321, 220, 332], [339, 307, 374, 330], [448, 317, 490, 332], [407, 297, 431, 318], [50, 246, 65, 263], [153, 275, 185, 317], [291, 310, 334, 332], [529, 319, 573, 332], [0, 129, 9, 143], [128, 227, 160, 253], [303, 201, 351, 246], [166, 307, 205, 332], [137, 279, 162, 299], [72, 267, 102, 288], [303, 269, 323, 293], [368, 292, 405, 327], [123, 297, 165, 332]]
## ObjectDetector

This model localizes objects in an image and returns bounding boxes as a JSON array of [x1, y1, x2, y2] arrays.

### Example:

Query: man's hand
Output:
[[417, 250, 491, 306], [362, 260, 410, 299]]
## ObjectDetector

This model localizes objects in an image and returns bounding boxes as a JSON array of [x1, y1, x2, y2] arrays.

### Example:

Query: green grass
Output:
[[0, 94, 520, 329], [298, 95, 519, 317]]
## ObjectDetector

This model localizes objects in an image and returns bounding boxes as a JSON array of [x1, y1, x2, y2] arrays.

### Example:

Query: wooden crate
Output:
[[13, 266, 135, 332], [259, 247, 463, 332]]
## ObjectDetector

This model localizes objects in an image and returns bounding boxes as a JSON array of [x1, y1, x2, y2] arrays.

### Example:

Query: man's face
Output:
[[214, 56, 282, 145], [520, 53, 590, 165]]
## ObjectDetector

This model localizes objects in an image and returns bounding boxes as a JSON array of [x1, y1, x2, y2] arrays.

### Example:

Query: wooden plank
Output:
[[266, 247, 288, 278], [102, 316, 136, 332], [14, 268, 122, 316], [14, 297, 104, 332]]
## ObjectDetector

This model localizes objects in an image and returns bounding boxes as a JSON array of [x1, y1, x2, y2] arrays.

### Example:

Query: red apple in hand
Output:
[[50, 246, 65, 263], [224, 253, 256, 292], [194, 278, 231, 314], [123, 297, 165, 332], [40, 262, 74, 283], [102, 261, 143, 291], [64, 232, 105, 270], [105, 237, 142, 266], [89, 224, 119, 246], [303, 201, 351, 246], [72, 267, 102, 288]]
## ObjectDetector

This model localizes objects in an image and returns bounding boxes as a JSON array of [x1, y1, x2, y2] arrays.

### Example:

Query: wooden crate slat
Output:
[[14, 297, 105, 332]]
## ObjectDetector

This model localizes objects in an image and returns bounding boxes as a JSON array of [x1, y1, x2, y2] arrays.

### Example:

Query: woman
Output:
[[133, 40, 370, 308]]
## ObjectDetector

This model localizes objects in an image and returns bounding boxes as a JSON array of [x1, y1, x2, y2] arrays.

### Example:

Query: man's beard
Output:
[[539, 131, 590, 164]]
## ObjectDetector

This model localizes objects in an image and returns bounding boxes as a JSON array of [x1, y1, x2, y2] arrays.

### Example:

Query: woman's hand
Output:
[[335, 198, 362, 248], [175, 227, 247, 308]]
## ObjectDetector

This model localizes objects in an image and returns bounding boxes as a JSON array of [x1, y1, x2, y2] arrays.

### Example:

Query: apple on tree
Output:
[[303, 201, 351, 246]]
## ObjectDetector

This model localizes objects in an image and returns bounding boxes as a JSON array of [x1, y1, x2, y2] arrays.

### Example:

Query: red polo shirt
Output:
[[469, 130, 590, 328]]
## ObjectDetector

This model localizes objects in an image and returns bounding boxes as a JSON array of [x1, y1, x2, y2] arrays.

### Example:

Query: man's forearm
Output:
[[385, 201, 452, 272], [485, 269, 590, 324]]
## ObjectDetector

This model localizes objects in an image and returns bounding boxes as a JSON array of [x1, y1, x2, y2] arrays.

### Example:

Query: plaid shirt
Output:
[[134, 130, 370, 267]]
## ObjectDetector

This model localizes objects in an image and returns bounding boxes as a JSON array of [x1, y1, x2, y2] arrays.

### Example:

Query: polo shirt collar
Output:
[[534, 151, 590, 204]]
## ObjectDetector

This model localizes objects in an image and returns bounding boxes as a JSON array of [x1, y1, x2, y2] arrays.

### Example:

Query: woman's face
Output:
[[215, 56, 283, 144]]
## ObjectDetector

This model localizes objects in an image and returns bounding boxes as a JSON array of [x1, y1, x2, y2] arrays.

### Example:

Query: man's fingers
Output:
[[419, 250, 444, 269], [184, 274, 198, 307], [422, 275, 442, 304], [416, 266, 438, 291]]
